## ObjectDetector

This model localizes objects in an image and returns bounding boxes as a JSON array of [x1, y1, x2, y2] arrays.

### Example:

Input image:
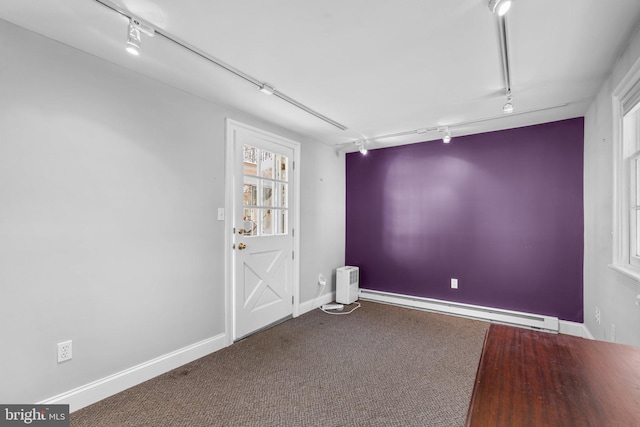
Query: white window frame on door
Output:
[[629, 147, 640, 268], [224, 119, 301, 345], [611, 56, 640, 281]]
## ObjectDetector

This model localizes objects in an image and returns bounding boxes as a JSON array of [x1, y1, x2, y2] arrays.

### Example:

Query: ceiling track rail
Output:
[[272, 91, 347, 130], [497, 17, 512, 95], [335, 102, 570, 148], [93, 0, 348, 131]]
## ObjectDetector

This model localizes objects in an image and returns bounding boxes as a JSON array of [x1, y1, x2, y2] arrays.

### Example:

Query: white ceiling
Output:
[[2, 0, 640, 150]]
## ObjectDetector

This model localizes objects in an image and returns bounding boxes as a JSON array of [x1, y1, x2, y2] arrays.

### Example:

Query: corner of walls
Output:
[[558, 320, 593, 339], [299, 141, 346, 307], [298, 292, 336, 315]]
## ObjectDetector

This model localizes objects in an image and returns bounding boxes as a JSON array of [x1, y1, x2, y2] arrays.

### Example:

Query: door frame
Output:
[[224, 119, 301, 344]]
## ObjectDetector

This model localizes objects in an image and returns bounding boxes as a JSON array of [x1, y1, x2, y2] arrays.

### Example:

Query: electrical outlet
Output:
[[595, 307, 601, 325], [318, 274, 326, 286], [451, 278, 458, 289], [57, 340, 72, 363]]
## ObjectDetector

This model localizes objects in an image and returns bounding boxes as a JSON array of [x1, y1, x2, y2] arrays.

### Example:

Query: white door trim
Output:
[[224, 119, 301, 344]]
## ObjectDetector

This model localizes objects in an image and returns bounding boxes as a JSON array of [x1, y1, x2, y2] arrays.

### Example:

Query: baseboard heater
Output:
[[359, 289, 559, 333]]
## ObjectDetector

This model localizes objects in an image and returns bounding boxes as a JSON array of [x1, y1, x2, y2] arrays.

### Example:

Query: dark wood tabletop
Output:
[[466, 324, 640, 426]]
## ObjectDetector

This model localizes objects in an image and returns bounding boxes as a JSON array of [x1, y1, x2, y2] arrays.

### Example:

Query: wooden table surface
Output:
[[466, 324, 640, 426]]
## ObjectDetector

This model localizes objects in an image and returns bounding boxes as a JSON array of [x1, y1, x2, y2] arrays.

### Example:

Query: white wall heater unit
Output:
[[359, 289, 559, 333], [336, 266, 359, 304]]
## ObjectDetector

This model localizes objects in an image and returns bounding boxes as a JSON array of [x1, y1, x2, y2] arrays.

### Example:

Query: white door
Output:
[[229, 122, 296, 340]]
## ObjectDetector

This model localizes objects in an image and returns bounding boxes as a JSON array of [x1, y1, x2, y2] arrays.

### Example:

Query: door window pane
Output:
[[276, 210, 288, 235], [241, 144, 289, 237], [276, 154, 288, 181], [260, 209, 274, 236], [260, 151, 274, 178], [243, 145, 258, 176], [261, 181, 274, 207], [243, 177, 258, 206], [242, 208, 258, 236], [279, 183, 288, 208]]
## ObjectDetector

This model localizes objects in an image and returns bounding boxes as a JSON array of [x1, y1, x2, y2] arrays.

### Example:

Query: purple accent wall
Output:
[[346, 118, 584, 322]]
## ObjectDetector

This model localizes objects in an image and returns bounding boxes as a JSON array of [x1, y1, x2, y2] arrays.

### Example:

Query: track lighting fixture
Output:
[[126, 22, 141, 56], [337, 103, 569, 152], [437, 127, 452, 144], [259, 83, 275, 95], [97, 1, 347, 129], [355, 140, 368, 155], [125, 17, 155, 56], [489, 0, 512, 16], [489, 0, 514, 115], [503, 92, 514, 113], [442, 128, 452, 144]]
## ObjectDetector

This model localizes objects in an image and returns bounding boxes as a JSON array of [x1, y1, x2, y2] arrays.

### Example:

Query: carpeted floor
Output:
[[71, 301, 489, 427]]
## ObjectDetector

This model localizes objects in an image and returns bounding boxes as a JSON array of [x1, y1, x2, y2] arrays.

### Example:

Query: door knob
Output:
[[238, 243, 247, 250]]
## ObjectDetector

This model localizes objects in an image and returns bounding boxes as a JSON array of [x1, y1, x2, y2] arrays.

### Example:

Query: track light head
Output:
[[503, 93, 514, 113], [125, 17, 155, 56], [438, 127, 452, 144], [503, 101, 514, 114], [443, 131, 451, 144], [355, 140, 368, 155], [489, 0, 512, 16], [126, 24, 141, 56]]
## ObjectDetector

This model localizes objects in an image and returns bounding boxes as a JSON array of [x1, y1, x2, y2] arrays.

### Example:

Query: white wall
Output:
[[0, 19, 345, 404], [584, 26, 640, 346], [299, 143, 345, 303]]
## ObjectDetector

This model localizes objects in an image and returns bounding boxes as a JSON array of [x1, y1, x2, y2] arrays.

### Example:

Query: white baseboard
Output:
[[360, 289, 559, 332], [558, 320, 592, 338], [298, 291, 335, 315], [39, 333, 228, 412], [582, 325, 595, 340]]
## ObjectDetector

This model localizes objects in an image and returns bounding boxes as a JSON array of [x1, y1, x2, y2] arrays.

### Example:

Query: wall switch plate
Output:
[[57, 340, 72, 363], [451, 278, 458, 289], [217, 208, 225, 221]]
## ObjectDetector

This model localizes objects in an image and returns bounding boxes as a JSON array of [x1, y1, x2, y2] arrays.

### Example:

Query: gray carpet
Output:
[[71, 301, 489, 427]]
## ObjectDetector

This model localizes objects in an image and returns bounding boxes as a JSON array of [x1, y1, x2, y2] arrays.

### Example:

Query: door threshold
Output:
[[235, 315, 293, 342]]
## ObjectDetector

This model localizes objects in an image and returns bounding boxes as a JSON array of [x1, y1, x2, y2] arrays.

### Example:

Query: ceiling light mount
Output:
[[126, 17, 155, 56], [126, 24, 141, 56], [439, 127, 452, 144], [489, 0, 512, 16], [503, 92, 514, 113], [259, 83, 275, 95], [355, 140, 368, 155]]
